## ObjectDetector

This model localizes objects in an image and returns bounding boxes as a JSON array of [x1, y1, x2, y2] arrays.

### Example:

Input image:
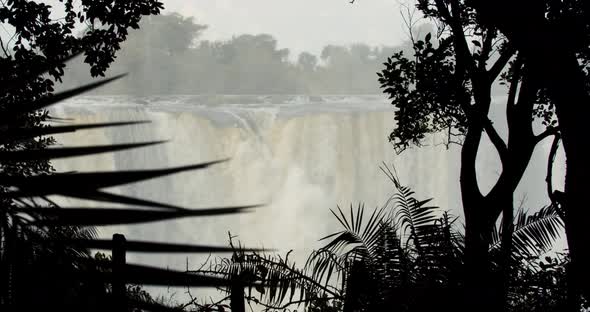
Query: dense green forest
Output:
[[59, 13, 415, 95], [61, 13, 511, 97]]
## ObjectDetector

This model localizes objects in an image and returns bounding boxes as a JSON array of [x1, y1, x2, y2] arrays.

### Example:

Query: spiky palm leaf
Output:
[[0, 68, 264, 311], [199, 247, 340, 310], [304, 164, 467, 311], [489, 204, 564, 260], [319, 204, 390, 262], [305, 203, 400, 299], [393, 187, 438, 250], [305, 200, 434, 310], [306, 163, 565, 311]]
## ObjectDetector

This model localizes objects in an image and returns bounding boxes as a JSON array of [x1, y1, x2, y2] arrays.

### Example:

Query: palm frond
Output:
[[0, 121, 151, 144], [4, 160, 228, 197], [305, 248, 346, 290], [1, 69, 268, 310], [36, 238, 269, 254], [203, 250, 339, 309], [320, 204, 390, 264], [20, 205, 257, 226], [0, 141, 166, 161], [513, 205, 564, 256], [490, 204, 564, 259], [0, 74, 127, 124]]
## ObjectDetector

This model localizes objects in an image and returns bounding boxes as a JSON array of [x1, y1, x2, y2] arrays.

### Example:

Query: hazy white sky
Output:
[[160, 0, 410, 56]]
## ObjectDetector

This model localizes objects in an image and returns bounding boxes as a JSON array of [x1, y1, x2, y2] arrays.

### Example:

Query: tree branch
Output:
[[488, 43, 515, 81], [434, 0, 477, 77], [546, 133, 560, 200], [245, 294, 338, 311], [0, 35, 9, 57], [506, 54, 523, 128], [545, 133, 565, 220], [479, 28, 495, 72], [536, 127, 560, 144], [483, 119, 508, 164], [506, 56, 522, 107]]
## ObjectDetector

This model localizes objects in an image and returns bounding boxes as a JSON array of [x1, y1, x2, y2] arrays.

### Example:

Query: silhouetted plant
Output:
[[466, 0, 590, 303], [1, 1, 163, 309], [302, 164, 565, 311], [0, 70, 264, 312], [376, 1, 566, 308], [184, 233, 340, 312]]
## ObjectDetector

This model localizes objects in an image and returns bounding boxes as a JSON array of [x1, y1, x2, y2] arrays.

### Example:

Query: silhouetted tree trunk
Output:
[[468, 1, 590, 308], [537, 43, 590, 311], [456, 44, 539, 312], [112, 234, 127, 312], [230, 279, 245, 312], [343, 262, 368, 312]]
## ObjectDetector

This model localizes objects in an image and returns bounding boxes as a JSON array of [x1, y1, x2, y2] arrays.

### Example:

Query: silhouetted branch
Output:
[[244, 294, 337, 311], [488, 43, 515, 81], [483, 119, 508, 163], [536, 127, 560, 144], [546, 133, 563, 219], [434, 0, 477, 78], [479, 28, 495, 71], [399, 3, 421, 45], [506, 57, 522, 108], [0, 35, 9, 57]]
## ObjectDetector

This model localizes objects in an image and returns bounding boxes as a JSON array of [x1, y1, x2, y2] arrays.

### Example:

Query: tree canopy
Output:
[[376, 0, 572, 310], [60, 13, 405, 95], [0, 0, 164, 309]]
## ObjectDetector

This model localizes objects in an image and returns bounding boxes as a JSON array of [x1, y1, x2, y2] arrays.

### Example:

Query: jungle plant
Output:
[[185, 233, 340, 312], [303, 164, 565, 311], [0, 68, 264, 312], [374, 1, 567, 308]]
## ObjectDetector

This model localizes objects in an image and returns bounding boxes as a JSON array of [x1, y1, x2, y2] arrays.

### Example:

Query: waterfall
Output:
[[48, 94, 560, 301]]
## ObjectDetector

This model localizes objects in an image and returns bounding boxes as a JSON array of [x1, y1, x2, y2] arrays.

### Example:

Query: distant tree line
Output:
[[60, 13, 409, 95]]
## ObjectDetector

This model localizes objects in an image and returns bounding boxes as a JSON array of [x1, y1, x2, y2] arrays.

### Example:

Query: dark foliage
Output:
[[303, 166, 568, 311], [184, 234, 339, 312], [374, 0, 576, 309], [0, 3, 280, 309], [1, 1, 165, 310], [378, 35, 468, 152], [198, 165, 569, 311]]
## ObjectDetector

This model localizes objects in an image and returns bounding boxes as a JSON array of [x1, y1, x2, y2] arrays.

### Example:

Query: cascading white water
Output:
[[48, 94, 560, 302]]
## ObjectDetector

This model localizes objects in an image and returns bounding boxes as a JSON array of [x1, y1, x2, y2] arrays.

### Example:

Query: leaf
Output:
[[511, 204, 563, 258], [88, 262, 262, 287], [21, 205, 258, 226], [34, 238, 269, 253], [0, 74, 127, 123], [57, 189, 187, 210], [1, 50, 84, 93], [0, 141, 166, 161], [3, 159, 229, 196], [255, 285, 266, 295], [489, 204, 563, 259], [127, 297, 184, 312], [0, 121, 151, 144]]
